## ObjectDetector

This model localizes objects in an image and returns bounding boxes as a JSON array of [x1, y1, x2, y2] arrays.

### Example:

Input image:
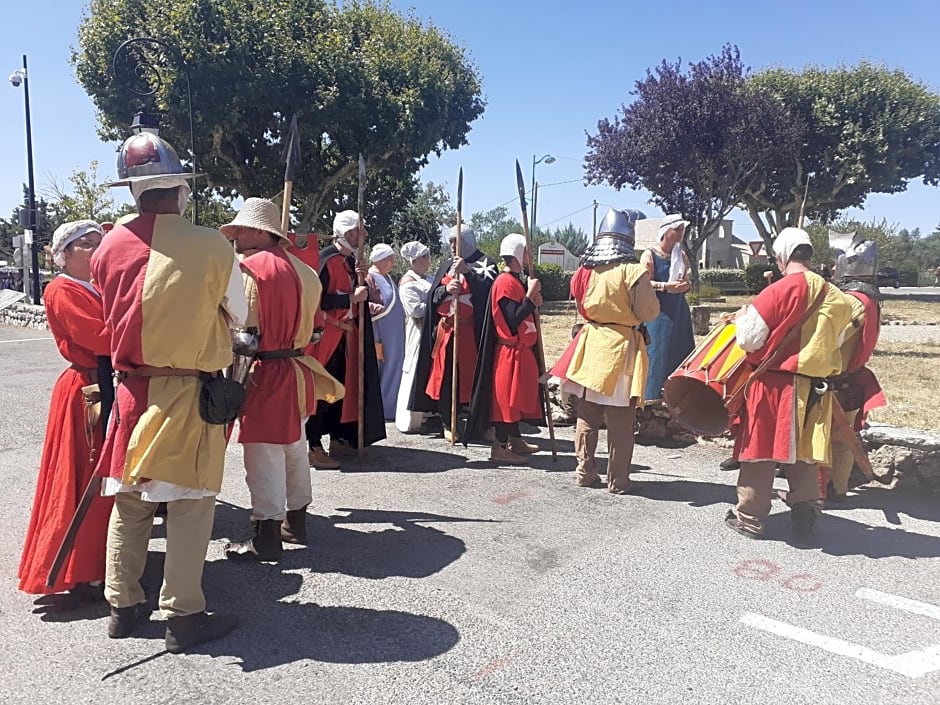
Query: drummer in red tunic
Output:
[[465, 234, 544, 464]]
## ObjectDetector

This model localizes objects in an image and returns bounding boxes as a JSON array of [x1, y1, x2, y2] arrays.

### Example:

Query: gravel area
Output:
[[877, 324, 940, 344]]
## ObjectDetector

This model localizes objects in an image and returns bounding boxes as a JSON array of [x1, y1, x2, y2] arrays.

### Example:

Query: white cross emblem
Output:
[[523, 320, 537, 335], [470, 259, 498, 280]]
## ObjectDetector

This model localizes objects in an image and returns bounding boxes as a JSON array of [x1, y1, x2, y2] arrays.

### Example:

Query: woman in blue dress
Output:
[[368, 243, 406, 420], [639, 214, 695, 401]]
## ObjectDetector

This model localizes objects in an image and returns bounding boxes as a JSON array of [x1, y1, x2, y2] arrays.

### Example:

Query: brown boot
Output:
[[281, 506, 308, 545], [224, 519, 283, 562], [490, 442, 526, 466], [165, 611, 239, 654], [508, 436, 539, 455], [308, 447, 339, 469]]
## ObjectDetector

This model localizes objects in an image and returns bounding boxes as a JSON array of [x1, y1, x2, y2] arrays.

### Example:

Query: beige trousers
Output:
[[243, 437, 312, 521], [105, 492, 215, 618], [735, 460, 821, 525], [575, 399, 636, 492], [828, 408, 860, 495]]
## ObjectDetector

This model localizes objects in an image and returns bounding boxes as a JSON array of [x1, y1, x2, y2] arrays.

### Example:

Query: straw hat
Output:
[[220, 198, 286, 242]]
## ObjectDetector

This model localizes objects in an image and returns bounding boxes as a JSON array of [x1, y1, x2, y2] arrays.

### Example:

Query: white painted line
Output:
[[0, 337, 52, 344], [856, 588, 940, 622], [741, 612, 940, 679]]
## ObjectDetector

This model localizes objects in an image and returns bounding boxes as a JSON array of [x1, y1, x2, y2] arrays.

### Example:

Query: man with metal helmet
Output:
[[550, 209, 660, 493], [409, 224, 498, 441], [464, 233, 544, 464], [92, 130, 247, 653], [823, 232, 886, 501], [725, 227, 854, 543]]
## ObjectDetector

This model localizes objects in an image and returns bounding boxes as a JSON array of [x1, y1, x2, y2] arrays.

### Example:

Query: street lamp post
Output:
[[531, 153, 555, 240], [10, 55, 41, 304]]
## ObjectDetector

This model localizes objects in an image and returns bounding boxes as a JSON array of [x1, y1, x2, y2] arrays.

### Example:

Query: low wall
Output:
[[862, 424, 940, 493], [0, 302, 47, 330]]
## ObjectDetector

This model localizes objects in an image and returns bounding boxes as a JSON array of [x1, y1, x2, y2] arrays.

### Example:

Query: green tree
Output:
[[388, 180, 454, 256], [45, 161, 117, 223], [73, 0, 485, 233], [585, 45, 800, 285], [552, 222, 588, 256], [743, 63, 940, 254]]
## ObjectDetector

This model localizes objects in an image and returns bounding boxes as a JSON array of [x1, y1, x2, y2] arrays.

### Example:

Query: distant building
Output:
[[537, 241, 580, 271], [635, 217, 765, 268]]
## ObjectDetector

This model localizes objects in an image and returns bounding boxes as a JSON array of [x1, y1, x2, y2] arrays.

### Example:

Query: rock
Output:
[[863, 423, 940, 452]]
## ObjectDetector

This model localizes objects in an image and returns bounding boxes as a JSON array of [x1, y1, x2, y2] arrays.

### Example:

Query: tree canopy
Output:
[[73, 0, 485, 234], [742, 63, 940, 251]]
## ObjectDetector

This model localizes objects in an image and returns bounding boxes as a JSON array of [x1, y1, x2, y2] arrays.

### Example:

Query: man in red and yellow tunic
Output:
[[305, 210, 385, 468], [465, 234, 544, 464], [726, 227, 854, 542], [822, 233, 886, 500], [220, 199, 343, 562], [550, 209, 660, 494], [92, 131, 247, 653]]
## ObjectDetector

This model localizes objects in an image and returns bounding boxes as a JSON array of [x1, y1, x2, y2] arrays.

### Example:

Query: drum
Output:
[[662, 321, 752, 436]]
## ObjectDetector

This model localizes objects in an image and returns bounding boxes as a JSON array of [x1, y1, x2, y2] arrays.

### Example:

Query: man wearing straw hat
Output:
[[92, 130, 247, 653], [304, 211, 386, 468], [220, 198, 343, 562], [725, 227, 853, 542]]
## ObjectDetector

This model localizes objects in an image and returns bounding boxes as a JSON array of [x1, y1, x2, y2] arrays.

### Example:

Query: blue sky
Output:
[[2, 0, 939, 242]]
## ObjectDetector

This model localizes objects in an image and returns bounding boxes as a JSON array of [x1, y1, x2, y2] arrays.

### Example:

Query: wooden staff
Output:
[[514, 160, 557, 460], [449, 168, 464, 444], [281, 115, 301, 235], [356, 154, 367, 459]]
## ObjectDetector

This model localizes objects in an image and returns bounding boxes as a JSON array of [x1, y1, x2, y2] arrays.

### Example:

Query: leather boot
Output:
[[107, 602, 152, 639], [490, 441, 526, 466], [165, 611, 239, 654], [224, 519, 283, 562], [790, 502, 819, 544], [281, 506, 308, 545], [508, 436, 539, 455]]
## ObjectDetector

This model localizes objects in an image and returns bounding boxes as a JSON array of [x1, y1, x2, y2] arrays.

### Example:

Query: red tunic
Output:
[[285, 233, 320, 271], [426, 273, 477, 404], [237, 248, 318, 444], [489, 272, 541, 422], [311, 251, 362, 424], [18, 276, 114, 594]]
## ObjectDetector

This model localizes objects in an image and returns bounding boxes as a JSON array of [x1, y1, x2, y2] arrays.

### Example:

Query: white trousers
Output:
[[243, 436, 312, 521]]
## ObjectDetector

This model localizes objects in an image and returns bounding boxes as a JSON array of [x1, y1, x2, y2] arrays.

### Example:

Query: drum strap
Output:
[[729, 283, 830, 409]]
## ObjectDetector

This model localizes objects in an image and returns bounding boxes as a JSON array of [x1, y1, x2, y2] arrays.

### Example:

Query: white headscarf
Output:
[[129, 175, 191, 215], [51, 220, 103, 267], [774, 227, 813, 267], [400, 240, 429, 262], [658, 214, 689, 241], [369, 243, 394, 263], [332, 210, 360, 252]]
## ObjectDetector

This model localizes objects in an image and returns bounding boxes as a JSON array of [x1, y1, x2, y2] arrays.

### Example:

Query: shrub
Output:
[[744, 263, 780, 293], [898, 266, 919, 287], [699, 268, 746, 284], [533, 263, 572, 301], [697, 283, 723, 300]]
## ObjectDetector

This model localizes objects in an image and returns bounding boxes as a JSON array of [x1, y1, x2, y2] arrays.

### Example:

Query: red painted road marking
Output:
[[782, 574, 824, 593], [733, 559, 780, 582], [474, 655, 513, 678], [492, 490, 531, 505]]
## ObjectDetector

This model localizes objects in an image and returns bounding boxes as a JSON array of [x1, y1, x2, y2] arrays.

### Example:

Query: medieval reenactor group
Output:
[[15, 130, 886, 655]]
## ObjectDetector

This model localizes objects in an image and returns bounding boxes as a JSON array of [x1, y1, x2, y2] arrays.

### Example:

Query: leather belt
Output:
[[117, 366, 202, 379], [256, 349, 303, 360], [69, 364, 98, 384]]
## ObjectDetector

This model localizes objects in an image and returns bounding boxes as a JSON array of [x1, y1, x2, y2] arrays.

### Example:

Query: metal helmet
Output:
[[105, 132, 198, 187], [830, 231, 878, 283], [580, 208, 645, 268]]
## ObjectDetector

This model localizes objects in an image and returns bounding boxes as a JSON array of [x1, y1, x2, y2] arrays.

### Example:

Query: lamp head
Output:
[[9, 70, 24, 88]]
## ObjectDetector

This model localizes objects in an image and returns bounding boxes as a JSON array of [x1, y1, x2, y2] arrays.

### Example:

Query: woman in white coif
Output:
[[395, 240, 434, 432]]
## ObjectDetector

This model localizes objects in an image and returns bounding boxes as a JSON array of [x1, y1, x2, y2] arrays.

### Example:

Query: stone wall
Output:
[[0, 303, 47, 330]]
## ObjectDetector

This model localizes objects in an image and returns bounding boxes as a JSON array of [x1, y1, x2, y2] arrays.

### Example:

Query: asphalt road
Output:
[[1, 325, 938, 705]]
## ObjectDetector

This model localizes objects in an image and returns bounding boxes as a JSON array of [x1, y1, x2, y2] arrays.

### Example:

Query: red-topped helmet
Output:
[[105, 132, 200, 187]]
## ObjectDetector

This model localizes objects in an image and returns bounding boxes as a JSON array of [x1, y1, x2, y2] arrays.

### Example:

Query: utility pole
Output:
[[592, 200, 598, 241]]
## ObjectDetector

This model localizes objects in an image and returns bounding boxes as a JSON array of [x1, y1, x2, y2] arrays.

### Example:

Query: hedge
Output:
[[698, 268, 746, 284], [744, 263, 780, 294], [533, 263, 572, 301]]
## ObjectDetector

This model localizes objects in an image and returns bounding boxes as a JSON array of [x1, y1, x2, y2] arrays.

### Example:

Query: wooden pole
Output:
[[357, 154, 367, 459], [515, 160, 557, 460], [449, 168, 463, 444]]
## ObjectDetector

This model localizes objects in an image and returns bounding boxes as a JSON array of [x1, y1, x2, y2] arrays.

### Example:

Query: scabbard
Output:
[[46, 473, 103, 588], [831, 396, 875, 481]]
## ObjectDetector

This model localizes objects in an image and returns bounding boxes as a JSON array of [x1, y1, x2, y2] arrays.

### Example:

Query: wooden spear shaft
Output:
[[449, 169, 463, 444]]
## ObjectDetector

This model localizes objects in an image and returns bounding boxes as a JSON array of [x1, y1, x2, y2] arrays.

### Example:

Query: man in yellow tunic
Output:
[[92, 131, 247, 653], [550, 209, 660, 494]]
